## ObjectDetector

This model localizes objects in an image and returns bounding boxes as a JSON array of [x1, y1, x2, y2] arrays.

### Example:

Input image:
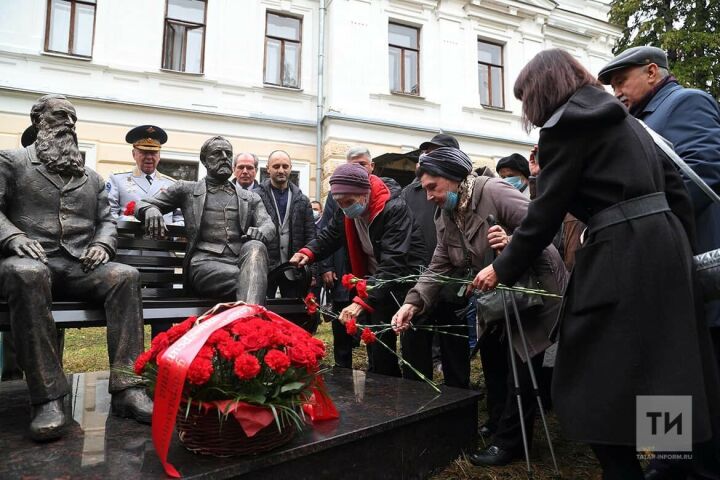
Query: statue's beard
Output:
[[35, 125, 85, 177]]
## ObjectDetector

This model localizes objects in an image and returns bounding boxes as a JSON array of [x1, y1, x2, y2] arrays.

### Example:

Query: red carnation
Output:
[[345, 318, 358, 336], [123, 201, 136, 216], [217, 339, 244, 360], [355, 280, 369, 299], [167, 316, 197, 343], [241, 331, 271, 352], [208, 328, 230, 346], [149, 332, 170, 358], [187, 355, 214, 385], [264, 349, 291, 374], [341, 274, 358, 290], [304, 293, 318, 314], [234, 353, 261, 380], [360, 327, 377, 345], [134, 350, 153, 375]]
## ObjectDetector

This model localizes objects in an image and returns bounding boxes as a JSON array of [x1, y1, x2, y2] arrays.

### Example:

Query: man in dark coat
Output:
[[600, 45, 720, 351], [0, 95, 152, 441], [253, 150, 315, 298], [290, 164, 430, 379], [136, 136, 275, 304], [600, 44, 720, 480]]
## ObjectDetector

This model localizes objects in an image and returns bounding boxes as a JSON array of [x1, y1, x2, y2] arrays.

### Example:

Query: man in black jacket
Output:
[[254, 150, 315, 298]]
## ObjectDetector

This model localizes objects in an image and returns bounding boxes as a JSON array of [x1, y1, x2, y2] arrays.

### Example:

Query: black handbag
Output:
[[640, 121, 720, 301], [475, 271, 544, 323]]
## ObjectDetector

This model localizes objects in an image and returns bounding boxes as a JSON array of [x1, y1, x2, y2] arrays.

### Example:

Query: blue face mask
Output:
[[342, 202, 366, 219], [443, 191, 459, 212], [503, 176, 525, 191]]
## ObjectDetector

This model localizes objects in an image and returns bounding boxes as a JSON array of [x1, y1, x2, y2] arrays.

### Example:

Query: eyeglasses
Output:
[[235, 165, 256, 171]]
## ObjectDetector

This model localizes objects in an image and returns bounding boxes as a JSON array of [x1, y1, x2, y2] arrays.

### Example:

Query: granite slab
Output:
[[0, 367, 480, 479]]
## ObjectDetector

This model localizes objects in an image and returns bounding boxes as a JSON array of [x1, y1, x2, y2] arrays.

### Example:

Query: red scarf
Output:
[[344, 175, 390, 279]]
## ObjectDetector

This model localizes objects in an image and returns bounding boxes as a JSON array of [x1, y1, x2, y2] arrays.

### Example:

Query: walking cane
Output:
[[509, 293, 561, 478]]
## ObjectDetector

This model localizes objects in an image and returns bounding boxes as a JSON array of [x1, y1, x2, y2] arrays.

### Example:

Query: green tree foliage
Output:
[[610, 0, 720, 99]]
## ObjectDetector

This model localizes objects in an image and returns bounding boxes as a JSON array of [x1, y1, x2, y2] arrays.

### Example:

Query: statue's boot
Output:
[[111, 387, 153, 424], [29, 397, 67, 442]]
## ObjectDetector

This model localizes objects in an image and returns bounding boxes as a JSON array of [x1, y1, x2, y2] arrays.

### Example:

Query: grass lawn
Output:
[[62, 321, 602, 479]]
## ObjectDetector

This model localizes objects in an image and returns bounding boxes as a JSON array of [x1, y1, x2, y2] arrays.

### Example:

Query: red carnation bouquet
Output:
[[134, 303, 337, 476]]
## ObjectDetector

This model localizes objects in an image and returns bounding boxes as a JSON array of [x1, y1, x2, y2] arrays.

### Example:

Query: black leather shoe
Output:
[[111, 388, 153, 424], [468, 445, 517, 466], [29, 397, 67, 442], [478, 424, 494, 439]]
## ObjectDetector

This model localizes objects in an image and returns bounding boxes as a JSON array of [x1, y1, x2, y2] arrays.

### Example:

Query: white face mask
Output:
[[312, 210, 321, 220]]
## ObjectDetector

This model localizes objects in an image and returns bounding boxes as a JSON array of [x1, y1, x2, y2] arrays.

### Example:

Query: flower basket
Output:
[[176, 400, 296, 457], [134, 302, 338, 476]]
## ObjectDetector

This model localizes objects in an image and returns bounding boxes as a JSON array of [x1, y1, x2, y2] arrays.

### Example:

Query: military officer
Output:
[[107, 125, 183, 225]]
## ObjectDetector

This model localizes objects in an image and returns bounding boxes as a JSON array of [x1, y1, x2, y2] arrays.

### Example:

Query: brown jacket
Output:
[[405, 176, 567, 360]]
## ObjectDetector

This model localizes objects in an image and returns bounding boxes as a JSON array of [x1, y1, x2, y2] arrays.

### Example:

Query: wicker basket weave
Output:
[[176, 402, 296, 457]]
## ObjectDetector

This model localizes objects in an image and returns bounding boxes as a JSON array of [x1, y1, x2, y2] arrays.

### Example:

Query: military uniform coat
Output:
[[107, 168, 183, 225], [493, 85, 720, 445]]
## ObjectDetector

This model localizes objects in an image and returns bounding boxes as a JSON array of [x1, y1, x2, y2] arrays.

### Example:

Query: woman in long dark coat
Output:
[[473, 49, 720, 478]]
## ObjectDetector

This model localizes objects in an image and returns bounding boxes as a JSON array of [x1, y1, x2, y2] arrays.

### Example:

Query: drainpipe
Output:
[[315, 0, 327, 200]]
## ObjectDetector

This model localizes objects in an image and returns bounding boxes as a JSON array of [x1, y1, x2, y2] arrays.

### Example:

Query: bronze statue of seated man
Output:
[[0, 95, 152, 441], [136, 136, 275, 304]]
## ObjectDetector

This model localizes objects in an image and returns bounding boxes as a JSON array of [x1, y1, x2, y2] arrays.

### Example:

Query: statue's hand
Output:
[[7, 236, 47, 263], [246, 226, 265, 242], [81, 245, 110, 272], [144, 207, 167, 239]]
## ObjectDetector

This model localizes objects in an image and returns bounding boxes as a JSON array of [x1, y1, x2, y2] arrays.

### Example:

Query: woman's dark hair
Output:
[[513, 49, 603, 132]]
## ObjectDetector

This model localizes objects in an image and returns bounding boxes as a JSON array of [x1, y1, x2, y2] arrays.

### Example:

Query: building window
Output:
[[264, 12, 302, 88], [44, 0, 96, 57], [162, 0, 206, 74], [158, 159, 199, 181], [478, 40, 504, 108], [388, 22, 419, 95]]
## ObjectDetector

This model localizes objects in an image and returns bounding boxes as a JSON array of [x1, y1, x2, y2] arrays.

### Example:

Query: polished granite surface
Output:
[[0, 368, 480, 479]]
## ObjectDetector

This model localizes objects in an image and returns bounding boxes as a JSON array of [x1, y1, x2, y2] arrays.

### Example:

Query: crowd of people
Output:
[[1, 44, 720, 480]]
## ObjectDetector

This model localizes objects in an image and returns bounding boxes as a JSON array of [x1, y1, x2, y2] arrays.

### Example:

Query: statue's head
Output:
[[31, 94, 84, 177], [200, 136, 233, 182], [31, 94, 77, 133]]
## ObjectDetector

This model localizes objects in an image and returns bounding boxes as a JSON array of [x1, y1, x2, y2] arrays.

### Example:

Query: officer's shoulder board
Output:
[[107, 171, 132, 191]]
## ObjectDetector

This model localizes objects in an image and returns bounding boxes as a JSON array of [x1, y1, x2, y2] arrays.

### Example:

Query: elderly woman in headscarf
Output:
[[290, 163, 429, 379], [393, 147, 567, 466]]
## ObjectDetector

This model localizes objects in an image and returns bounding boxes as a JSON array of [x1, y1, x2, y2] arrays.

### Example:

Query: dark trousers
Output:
[[331, 301, 355, 368], [479, 326, 509, 431], [491, 350, 544, 452], [435, 302, 471, 388], [0, 254, 144, 404], [712, 326, 720, 381], [590, 444, 644, 480]]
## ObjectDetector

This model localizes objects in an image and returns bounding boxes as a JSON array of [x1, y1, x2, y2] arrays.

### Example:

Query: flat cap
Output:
[[496, 153, 530, 178], [420, 133, 459, 151], [598, 46, 669, 84], [126, 125, 167, 151]]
